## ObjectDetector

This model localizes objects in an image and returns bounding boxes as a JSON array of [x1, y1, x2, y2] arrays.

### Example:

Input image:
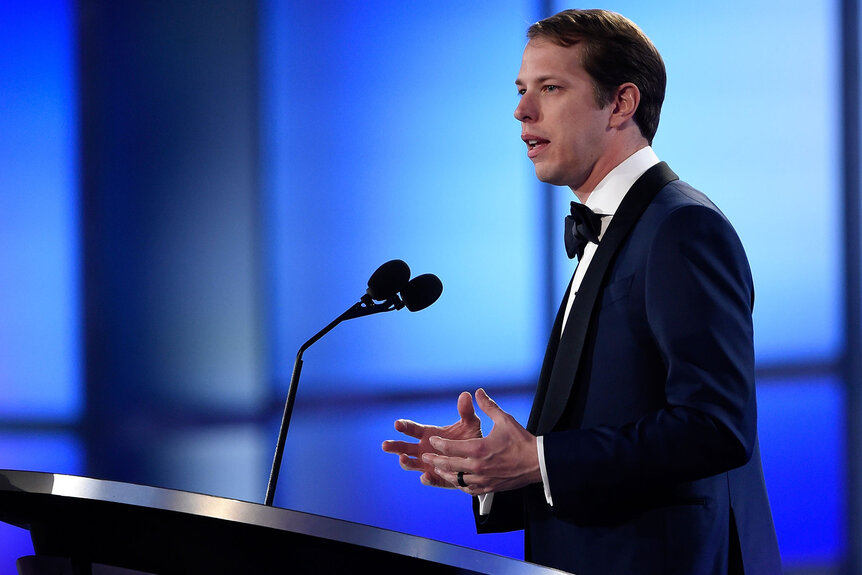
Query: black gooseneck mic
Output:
[[264, 260, 442, 506]]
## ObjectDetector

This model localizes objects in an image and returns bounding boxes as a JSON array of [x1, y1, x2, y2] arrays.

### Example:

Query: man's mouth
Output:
[[523, 135, 550, 158]]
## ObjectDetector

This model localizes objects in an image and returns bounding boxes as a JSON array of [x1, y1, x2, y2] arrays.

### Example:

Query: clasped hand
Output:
[[381, 388, 542, 495]]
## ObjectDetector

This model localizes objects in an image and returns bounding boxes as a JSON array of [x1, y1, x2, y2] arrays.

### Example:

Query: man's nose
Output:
[[514, 94, 534, 122]]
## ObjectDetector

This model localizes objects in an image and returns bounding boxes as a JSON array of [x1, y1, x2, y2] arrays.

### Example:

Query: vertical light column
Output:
[[843, 0, 861, 571], [0, 0, 81, 422], [0, 0, 83, 566], [79, 0, 266, 499]]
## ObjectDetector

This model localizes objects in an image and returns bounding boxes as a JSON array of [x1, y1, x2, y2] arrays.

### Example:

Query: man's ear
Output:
[[608, 82, 640, 129]]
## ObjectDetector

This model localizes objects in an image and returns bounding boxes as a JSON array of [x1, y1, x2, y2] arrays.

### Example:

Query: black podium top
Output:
[[0, 469, 571, 575]]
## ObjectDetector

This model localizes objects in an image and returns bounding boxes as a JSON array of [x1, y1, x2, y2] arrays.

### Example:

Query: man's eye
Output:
[[517, 88, 526, 96], [545, 85, 559, 93]]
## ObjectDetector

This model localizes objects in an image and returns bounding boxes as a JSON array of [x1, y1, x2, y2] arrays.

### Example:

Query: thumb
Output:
[[456, 391, 476, 423], [475, 388, 506, 422]]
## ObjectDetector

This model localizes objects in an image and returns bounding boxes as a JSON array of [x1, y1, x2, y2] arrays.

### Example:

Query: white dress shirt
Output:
[[480, 146, 660, 515]]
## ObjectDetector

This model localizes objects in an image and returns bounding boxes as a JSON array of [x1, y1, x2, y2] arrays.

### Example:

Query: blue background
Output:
[[0, 0, 856, 573]]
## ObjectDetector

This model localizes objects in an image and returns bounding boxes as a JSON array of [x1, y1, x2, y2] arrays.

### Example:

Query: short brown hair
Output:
[[528, 9, 666, 144]]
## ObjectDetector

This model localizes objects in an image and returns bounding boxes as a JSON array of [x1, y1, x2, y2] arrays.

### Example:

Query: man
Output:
[[382, 9, 782, 575]]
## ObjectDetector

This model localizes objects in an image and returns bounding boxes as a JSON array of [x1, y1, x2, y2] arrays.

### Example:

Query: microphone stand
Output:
[[264, 294, 404, 506]]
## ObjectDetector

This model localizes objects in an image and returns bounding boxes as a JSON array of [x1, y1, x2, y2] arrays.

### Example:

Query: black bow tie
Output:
[[565, 201, 607, 260]]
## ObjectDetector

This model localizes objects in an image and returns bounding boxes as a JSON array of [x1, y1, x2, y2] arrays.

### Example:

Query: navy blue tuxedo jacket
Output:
[[476, 163, 782, 575]]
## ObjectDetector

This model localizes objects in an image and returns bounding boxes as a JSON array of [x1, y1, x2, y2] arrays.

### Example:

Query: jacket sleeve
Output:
[[542, 203, 757, 520], [473, 488, 526, 533]]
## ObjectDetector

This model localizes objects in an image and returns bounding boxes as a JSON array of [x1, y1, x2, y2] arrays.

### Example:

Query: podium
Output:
[[0, 469, 569, 574]]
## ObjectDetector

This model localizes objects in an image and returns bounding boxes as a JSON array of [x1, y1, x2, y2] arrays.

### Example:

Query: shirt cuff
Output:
[[478, 492, 494, 515], [537, 435, 554, 506]]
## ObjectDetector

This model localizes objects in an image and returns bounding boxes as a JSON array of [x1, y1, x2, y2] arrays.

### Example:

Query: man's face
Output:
[[514, 39, 613, 192]]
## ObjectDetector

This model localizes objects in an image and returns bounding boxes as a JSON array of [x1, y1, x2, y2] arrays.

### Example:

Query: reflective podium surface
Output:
[[0, 469, 571, 575]]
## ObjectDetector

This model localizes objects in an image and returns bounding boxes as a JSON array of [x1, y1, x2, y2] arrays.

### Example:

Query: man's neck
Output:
[[572, 139, 650, 204]]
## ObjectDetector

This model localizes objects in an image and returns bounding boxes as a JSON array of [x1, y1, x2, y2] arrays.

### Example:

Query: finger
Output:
[[461, 482, 490, 496], [420, 472, 454, 489], [475, 388, 508, 424], [422, 452, 474, 475], [399, 454, 425, 472], [435, 468, 461, 488], [393, 419, 427, 440], [436, 468, 487, 493], [428, 434, 485, 459], [456, 471, 494, 496], [456, 391, 476, 422], [381, 440, 420, 457]]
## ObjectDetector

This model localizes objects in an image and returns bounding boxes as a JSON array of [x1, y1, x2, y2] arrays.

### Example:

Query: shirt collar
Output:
[[584, 146, 660, 217]]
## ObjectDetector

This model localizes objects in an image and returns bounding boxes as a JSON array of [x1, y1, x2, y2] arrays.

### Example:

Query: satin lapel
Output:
[[526, 274, 573, 433], [534, 162, 679, 435]]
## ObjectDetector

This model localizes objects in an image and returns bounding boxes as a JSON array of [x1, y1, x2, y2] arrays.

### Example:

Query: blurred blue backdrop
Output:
[[0, 0, 857, 573]]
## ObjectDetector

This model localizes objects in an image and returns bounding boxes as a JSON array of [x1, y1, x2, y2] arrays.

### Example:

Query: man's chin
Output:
[[533, 165, 584, 190], [533, 168, 566, 187]]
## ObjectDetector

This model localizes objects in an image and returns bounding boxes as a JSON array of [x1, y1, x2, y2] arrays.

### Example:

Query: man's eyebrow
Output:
[[515, 76, 559, 87]]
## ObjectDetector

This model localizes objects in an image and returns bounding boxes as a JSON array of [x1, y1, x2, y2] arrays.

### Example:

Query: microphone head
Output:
[[366, 259, 411, 301], [401, 274, 443, 312]]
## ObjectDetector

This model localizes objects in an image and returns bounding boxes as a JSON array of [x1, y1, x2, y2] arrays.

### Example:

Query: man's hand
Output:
[[421, 388, 541, 495], [382, 391, 483, 488]]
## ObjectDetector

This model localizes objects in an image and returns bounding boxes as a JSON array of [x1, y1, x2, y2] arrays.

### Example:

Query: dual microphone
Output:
[[363, 259, 443, 312], [264, 260, 442, 506]]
